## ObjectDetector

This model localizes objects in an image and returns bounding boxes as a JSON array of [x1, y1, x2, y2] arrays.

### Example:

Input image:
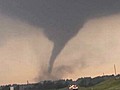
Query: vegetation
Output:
[[88, 78, 120, 90], [1, 74, 120, 90], [59, 77, 120, 90]]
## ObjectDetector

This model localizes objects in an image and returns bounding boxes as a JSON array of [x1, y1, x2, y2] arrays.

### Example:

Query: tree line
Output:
[[1, 74, 120, 90]]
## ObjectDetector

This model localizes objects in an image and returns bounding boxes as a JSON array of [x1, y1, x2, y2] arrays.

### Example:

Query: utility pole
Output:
[[27, 80, 29, 84], [103, 73, 104, 76], [114, 64, 117, 76]]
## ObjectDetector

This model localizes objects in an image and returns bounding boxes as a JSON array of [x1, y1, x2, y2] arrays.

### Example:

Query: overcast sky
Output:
[[0, 1, 120, 85]]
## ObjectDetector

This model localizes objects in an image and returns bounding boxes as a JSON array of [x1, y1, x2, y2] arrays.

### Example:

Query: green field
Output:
[[80, 78, 120, 90], [54, 78, 120, 90]]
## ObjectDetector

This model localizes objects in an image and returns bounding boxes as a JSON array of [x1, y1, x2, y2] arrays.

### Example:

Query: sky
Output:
[[0, 0, 120, 85]]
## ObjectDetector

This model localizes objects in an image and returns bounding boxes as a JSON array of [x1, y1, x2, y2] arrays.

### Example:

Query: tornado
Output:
[[44, 22, 83, 73], [47, 31, 80, 73], [48, 43, 66, 73]]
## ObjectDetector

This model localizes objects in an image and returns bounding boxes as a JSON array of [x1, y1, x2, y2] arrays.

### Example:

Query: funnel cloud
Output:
[[0, 0, 120, 79]]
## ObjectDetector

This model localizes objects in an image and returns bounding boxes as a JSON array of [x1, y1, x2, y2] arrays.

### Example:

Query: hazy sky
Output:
[[0, 1, 120, 85]]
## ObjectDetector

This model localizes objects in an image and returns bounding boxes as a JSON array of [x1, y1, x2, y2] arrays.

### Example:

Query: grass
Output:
[[78, 78, 120, 90], [53, 78, 120, 90]]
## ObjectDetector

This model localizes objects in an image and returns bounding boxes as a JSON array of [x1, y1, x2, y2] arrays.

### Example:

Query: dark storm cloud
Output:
[[0, 0, 120, 74]]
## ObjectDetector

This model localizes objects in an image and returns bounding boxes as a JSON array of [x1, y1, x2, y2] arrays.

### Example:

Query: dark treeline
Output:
[[31, 79, 72, 90], [1, 74, 120, 90]]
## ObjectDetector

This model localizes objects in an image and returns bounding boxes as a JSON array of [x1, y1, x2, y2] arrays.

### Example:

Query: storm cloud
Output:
[[0, 0, 120, 78]]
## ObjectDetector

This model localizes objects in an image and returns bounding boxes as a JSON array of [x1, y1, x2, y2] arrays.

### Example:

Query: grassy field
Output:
[[79, 78, 120, 90], [53, 78, 120, 90], [91, 78, 120, 90]]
